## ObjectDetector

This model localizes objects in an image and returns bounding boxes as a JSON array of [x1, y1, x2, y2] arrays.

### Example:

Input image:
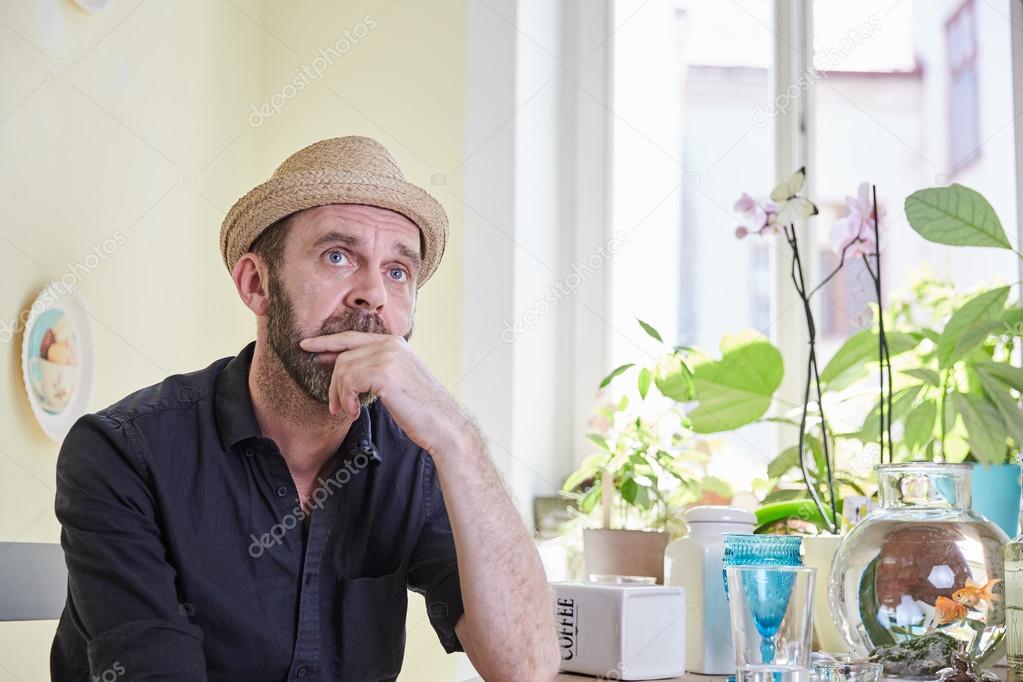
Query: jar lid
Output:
[[685, 505, 757, 524]]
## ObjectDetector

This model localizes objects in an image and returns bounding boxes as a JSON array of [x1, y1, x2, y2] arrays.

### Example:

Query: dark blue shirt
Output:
[[50, 341, 464, 681]]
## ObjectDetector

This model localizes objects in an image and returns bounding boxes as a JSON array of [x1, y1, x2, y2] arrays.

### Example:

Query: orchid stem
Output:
[[785, 225, 839, 534]]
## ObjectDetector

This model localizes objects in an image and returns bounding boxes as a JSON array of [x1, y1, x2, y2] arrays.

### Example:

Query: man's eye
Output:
[[388, 268, 407, 281], [326, 250, 348, 265]]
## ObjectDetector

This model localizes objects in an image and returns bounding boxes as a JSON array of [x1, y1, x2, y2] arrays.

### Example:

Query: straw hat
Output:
[[220, 136, 448, 286]]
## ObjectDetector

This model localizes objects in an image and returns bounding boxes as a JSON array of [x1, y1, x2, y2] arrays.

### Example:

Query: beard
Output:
[[266, 271, 399, 407]]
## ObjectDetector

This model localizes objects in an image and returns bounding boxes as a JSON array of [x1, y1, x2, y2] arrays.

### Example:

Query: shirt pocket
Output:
[[334, 568, 408, 681]]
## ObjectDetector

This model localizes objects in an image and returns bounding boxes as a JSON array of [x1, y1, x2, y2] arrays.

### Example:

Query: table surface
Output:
[[555, 676, 691, 681], [555, 675, 696, 681], [555, 666, 1009, 682]]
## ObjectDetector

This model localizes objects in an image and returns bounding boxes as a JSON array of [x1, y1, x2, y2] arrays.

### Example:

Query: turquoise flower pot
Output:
[[971, 462, 1021, 537]]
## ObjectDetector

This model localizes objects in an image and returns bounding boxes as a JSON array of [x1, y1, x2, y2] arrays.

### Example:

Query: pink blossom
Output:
[[733, 193, 781, 237], [734, 192, 758, 214], [829, 182, 878, 258]]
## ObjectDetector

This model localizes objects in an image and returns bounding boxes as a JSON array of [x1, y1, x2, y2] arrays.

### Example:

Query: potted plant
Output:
[[816, 184, 1018, 671], [896, 183, 1023, 537], [561, 319, 734, 582]]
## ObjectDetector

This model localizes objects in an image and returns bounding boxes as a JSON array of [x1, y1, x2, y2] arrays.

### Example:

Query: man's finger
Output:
[[334, 365, 387, 420], [333, 369, 359, 420], [319, 342, 381, 369], [299, 331, 386, 352]]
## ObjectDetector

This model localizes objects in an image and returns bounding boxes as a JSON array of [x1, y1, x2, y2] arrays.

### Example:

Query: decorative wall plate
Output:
[[20, 284, 94, 441]]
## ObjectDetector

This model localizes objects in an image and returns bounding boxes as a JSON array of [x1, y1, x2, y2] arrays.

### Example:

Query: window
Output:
[[606, 0, 1021, 485], [609, 0, 778, 490], [946, 0, 981, 171], [611, 0, 776, 357], [812, 0, 1018, 358]]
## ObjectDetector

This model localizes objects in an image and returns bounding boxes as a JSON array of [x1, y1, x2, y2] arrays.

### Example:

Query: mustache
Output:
[[318, 309, 391, 336]]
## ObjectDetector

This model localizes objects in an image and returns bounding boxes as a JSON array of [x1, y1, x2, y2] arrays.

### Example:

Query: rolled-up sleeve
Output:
[[52, 412, 207, 680], [405, 452, 465, 654]]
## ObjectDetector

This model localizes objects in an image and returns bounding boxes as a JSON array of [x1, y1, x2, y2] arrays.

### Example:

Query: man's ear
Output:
[[232, 254, 270, 316]]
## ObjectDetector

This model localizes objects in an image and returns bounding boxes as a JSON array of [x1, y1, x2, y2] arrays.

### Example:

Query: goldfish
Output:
[[934, 595, 968, 624], [952, 578, 1002, 609]]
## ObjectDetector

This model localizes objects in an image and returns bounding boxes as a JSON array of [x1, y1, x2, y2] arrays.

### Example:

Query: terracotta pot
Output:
[[582, 528, 670, 584]]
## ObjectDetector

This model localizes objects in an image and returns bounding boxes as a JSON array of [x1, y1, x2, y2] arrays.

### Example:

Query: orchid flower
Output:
[[733, 192, 779, 238], [829, 182, 878, 258]]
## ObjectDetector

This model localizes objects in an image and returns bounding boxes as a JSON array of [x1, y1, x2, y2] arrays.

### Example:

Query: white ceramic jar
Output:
[[665, 505, 757, 674]]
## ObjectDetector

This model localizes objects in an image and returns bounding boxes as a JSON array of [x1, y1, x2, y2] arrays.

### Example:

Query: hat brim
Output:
[[220, 169, 448, 287]]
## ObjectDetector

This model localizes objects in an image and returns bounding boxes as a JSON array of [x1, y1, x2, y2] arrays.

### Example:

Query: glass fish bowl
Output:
[[830, 463, 1009, 676]]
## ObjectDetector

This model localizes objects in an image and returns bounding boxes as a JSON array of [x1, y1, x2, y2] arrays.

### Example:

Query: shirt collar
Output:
[[214, 341, 380, 463]]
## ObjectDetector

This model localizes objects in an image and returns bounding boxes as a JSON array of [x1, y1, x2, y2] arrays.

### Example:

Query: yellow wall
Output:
[[0, 1, 466, 679]]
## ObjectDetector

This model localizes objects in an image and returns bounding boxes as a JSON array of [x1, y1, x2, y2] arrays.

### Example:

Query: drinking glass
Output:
[[722, 533, 803, 597], [726, 565, 815, 681], [812, 661, 883, 682]]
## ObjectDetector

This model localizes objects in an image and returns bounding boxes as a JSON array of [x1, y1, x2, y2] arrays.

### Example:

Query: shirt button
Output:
[[276, 486, 288, 497], [297, 666, 309, 677], [244, 447, 254, 457]]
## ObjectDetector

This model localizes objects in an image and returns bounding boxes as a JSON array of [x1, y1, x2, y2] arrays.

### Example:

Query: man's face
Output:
[[263, 204, 421, 404]]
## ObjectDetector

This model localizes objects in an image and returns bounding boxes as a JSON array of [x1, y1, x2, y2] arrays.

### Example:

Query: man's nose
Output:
[[344, 267, 387, 313]]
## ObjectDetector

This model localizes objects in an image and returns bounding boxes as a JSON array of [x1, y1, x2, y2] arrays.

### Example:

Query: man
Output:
[[51, 136, 560, 681]]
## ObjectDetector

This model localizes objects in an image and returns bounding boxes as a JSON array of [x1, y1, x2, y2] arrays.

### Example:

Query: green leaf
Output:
[[820, 330, 919, 389], [902, 399, 937, 451], [954, 392, 1009, 465], [944, 392, 960, 434], [634, 485, 651, 510], [902, 368, 941, 387], [621, 477, 651, 509], [686, 331, 784, 432], [1001, 306, 1023, 333], [628, 452, 650, 469], [637, 368, 651, 399], [835, 477, 867, 496], [937, 287, 1010, 368], [579, 486, 602, 513], [587, 434, 611, 452], [637, 319, 663, 343], [599, 363, 634, 389], [973, 360, 1023, 392], [654, 355, 695, 402], [620, 477, 638, 504], [805, 435, 826, 477], [975, 368, 1023, 446], [887, 332, 921, 355], [860, 385, 924, 441], [820, 330, 876, 387], [761, 489, 812, 504], [767, 446, 801, 479], [905, 184, 1011, 249], [562, 452, 607, 491], [754, 499, 830, 529]]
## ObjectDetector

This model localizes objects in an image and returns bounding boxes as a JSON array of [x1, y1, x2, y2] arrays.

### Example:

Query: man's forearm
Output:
[[431, 423, 559, 681]]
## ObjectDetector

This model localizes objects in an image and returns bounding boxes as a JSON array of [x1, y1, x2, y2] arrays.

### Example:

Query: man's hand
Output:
[[298, 332, 467, 455], [301, 330, 560, 680]]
